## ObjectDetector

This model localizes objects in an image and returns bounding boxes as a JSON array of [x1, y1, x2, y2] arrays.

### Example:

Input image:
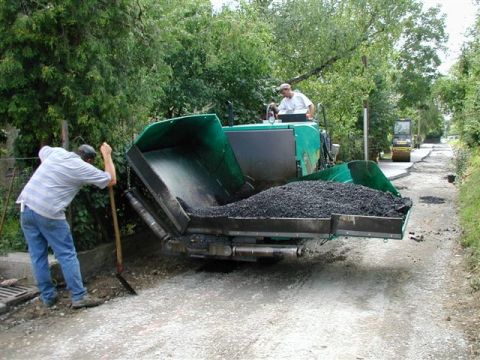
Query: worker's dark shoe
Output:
[[72, 294, 103, 309], [42, 296, 58, 308]]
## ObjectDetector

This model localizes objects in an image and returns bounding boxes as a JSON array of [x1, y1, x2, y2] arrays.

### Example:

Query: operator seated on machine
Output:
[[277, 83, 315, 120]]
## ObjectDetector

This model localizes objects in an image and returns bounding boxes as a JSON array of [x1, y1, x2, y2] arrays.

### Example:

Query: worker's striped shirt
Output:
[[16, 146, 111, 220]]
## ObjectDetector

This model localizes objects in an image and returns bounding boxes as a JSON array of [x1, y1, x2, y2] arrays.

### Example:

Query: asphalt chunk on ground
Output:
[[189, 181, 412, 219]]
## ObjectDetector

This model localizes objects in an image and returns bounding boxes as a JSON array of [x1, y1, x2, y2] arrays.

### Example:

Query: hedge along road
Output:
[[0, 144, 476, 359]]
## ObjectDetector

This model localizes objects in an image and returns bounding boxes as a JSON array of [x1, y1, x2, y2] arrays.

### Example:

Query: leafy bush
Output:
[[458, 148, 480, 288], [0, 167, 34, 254], [0, 216, 25, 254], [453, 144, 471, 181]]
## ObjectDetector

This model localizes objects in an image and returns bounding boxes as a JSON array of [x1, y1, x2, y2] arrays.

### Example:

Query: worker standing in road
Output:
[[16, 142, 116, 309], [278, 83, 315, 118]]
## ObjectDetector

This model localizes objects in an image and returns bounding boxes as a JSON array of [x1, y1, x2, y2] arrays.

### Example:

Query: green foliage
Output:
[[0, 182, 26, 254], [0, 216, 25, 253], [458, 148, 480, 283], [155, 1, 274, 122], [395, 5, 447, 110], [453, 143, 471, 180], [419, 100, 444, 138], [366, 72, 397, 157], [438, 7, 480, 281], [270, 0, 413, 83], [391, 3, 447, 140], [0, 0, 169, 156], [0, 0, 169, 250], [435, 10, 480, 147]]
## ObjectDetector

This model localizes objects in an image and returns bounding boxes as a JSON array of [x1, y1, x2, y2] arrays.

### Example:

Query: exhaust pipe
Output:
[[125, 190, 170, 241], [232, 245, 304, 259]]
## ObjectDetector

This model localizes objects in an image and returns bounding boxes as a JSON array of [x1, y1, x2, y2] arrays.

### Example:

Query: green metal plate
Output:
[[133, 114, 245, 197], [295, 161, 400, 197]]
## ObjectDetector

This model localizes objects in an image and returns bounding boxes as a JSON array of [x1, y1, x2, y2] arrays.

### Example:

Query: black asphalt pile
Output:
[[189, 181, 412, 219]]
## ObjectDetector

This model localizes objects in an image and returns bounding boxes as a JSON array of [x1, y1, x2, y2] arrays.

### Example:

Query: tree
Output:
[[270, 0, 414, 84], [154, 1, 274, 122], [435, 12, 480, 147], [366, 72, 398, 158], [395, 5, 447, 110], [0, 0, 171, 249], [0, 0, 170, 156]]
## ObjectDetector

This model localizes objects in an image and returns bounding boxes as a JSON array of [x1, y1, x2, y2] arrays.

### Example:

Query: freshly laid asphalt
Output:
[[378, 144, 433, 180]]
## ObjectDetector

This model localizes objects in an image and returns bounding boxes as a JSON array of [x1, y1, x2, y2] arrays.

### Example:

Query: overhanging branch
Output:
[[285, 15, 385, 85]]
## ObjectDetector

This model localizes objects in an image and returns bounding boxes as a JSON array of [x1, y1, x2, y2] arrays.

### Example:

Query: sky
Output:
[[211, 0, 478, 74]]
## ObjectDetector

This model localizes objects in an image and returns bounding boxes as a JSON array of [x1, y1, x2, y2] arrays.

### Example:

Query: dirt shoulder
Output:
[[0, 253, 196, 331], [446, 243, 480, 357], [403, 144, 479, 357]]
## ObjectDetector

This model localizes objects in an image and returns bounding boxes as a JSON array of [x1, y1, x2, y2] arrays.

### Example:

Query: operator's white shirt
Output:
[[278, 91, 313, 113]]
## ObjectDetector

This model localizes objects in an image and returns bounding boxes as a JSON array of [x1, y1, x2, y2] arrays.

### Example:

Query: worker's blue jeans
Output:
[[20, 206, 86, 304]]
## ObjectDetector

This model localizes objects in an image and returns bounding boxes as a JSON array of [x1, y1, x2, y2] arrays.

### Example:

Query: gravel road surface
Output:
[[0, 144, 477, 359]]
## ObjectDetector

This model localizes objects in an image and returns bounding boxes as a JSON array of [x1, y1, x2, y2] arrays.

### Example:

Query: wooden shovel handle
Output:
[[108, 186, 123, 273]]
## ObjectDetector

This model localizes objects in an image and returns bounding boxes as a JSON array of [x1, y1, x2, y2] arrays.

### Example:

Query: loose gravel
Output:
[[189, 181, 412, 219]]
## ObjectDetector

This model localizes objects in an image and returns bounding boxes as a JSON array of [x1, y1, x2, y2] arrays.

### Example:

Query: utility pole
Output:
[[362, 55, 369, 161], [417, 116, 421, 148], [61, 120, 69, 150]]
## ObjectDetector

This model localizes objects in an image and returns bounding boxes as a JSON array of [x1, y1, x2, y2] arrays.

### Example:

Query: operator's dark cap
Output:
[[77, 144, 97, 162]]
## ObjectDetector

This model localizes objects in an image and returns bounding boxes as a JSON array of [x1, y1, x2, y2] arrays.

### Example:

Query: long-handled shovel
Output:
[[108, 186, 137, 295]]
